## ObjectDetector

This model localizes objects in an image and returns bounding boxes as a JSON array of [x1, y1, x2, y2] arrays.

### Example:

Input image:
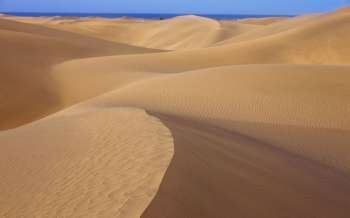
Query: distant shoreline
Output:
[[0, 12, 294, 20]]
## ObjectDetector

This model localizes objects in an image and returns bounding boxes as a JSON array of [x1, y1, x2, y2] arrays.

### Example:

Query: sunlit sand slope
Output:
[[0, 107, 173, 218], [52, 10, 350, 108], [52, 63, 350, 217], [5, 15, 259, 50], [51, 9, 350, 100], [83, 64, 350, 173], [1, 7, 350, 218], [0, 18, 159, 129]]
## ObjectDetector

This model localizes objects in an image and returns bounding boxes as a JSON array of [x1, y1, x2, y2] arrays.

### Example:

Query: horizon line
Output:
[[0, 11, 297, 16]]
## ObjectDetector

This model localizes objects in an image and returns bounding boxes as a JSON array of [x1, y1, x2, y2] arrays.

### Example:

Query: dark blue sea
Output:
[[1, 12, 292, 20]]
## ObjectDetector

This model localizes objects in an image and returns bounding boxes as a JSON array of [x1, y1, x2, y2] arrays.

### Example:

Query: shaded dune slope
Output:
[[83, 64, 350, 174], [0, 18, 160, 129], [142, 114, 350, 218], [1, 8, 350, 218], [50, 33, 350, 217], [52, 10, 350, 108], [2, 64, 350, 217]]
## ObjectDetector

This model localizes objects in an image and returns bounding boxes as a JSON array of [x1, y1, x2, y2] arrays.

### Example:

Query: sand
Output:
[[2, 15, 260, 50], [0, 18, 159, 129], [1, 7, 350, 218]]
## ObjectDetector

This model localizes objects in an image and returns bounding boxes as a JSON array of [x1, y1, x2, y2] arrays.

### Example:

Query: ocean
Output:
[[0, 12, 293, 20]]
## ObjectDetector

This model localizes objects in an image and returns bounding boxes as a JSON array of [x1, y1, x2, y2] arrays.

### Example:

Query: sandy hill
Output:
[[237, 16, 290, 25], [215, 13, 321, 45], [51, 8, 350, 108], [0, 18, 160, 130], [1, 7, 350, 218], [5, 15, 259, 50], [334, 6, 350, 13]]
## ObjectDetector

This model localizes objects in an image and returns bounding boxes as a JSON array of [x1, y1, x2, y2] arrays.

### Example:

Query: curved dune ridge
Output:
[[1, 7, 350, 218], [3, 14, 260, 50], [0, 18, 160, 130], [0, 107, 174, 217]]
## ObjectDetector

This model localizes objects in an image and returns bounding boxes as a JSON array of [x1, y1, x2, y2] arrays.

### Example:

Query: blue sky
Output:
[[0, 0, 349, 15]]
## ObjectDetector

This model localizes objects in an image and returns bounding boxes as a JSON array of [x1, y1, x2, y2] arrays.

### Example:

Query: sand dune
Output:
[[51, 39, 350, 108], [5, 15, 259, 50], [142, 114, 350, 218], [1, 7, 350, 218], [237, 16, 289, 25], [0, 18, 159, 129], [0, 107, 173, 217], [76, 64, 350, 174], [50, 8, 350, 101], [215, 13, 320, 45]]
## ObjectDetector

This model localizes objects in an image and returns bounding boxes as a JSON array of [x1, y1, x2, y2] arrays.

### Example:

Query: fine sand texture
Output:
[[1, 7, 350, 218]]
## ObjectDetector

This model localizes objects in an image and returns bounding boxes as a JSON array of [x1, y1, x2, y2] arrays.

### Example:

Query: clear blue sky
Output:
[[0, 0, 349, 15]]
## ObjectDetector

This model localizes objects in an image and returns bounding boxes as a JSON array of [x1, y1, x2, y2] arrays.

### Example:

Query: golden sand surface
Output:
[[1, 7, 350, 217]]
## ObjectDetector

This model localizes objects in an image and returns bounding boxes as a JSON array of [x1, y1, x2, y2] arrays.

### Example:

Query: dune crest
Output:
[[1, 7, 350, 218], [0, 107, 173, 217], [4, 14, 259, 50], [0, 18, 159, 130]]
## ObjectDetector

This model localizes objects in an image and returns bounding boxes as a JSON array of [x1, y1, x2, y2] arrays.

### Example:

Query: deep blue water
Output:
[[0, 12, 293, 20]]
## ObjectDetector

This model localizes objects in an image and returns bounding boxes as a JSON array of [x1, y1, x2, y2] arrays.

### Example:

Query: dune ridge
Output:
[[3, 14, 260, 50], [0, 18, 160, 130], [0, 107, 173, 218], [1, 7, 350, 218]]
